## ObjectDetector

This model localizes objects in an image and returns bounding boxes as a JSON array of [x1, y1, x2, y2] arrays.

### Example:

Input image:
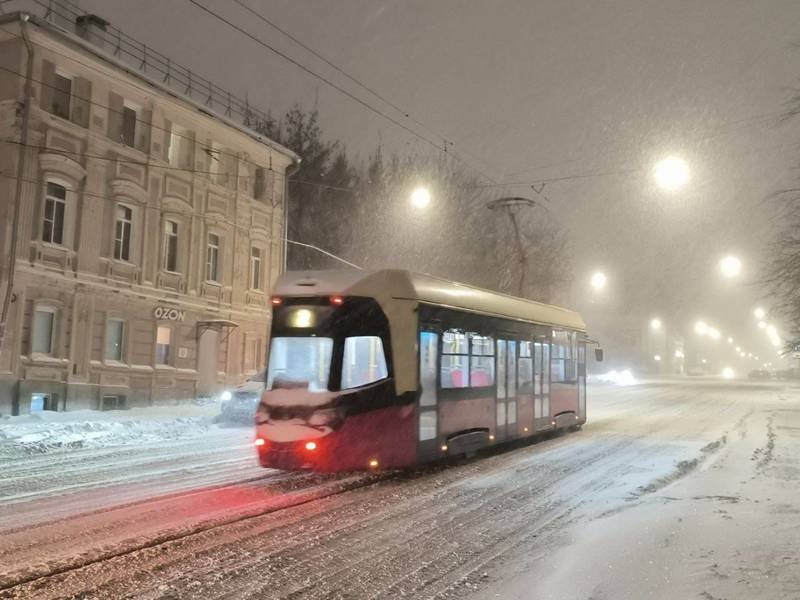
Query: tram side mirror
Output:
[[594, 348, 604, 362]]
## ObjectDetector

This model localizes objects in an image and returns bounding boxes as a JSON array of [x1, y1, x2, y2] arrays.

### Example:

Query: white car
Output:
[[219, 371, 265, 423]]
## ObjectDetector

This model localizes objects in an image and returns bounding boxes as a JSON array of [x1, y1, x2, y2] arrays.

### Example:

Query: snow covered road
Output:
[[1, 380, 799, 599]]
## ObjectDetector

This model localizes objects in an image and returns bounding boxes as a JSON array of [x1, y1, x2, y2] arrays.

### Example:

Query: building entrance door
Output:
[[197, 329, 218, 397]]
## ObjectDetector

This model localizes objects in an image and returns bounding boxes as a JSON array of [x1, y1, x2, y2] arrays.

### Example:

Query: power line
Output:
[[227, 0, 500, 179], [184, 0, 498, 184], [0, 170, 359, 268]]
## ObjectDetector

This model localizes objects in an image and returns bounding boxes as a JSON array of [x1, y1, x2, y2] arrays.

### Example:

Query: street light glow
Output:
[[591, 271, 607, 290], [719, 255, 742, 278], [694, 321, 709, 336], [722, 367, 735, 379], [410, 186, 431, 209], [754, 307, 766, 319], [654, 355, 662, 362], [727, 337, 733, 344], [708, 328, 721, 340], [758, 321, 767, 330], [650, 318, 662, 330], [654, 156, 690, 191]]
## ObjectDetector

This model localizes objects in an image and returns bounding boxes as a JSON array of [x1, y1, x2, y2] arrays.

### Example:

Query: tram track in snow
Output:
[[0, 383, 769, 599]]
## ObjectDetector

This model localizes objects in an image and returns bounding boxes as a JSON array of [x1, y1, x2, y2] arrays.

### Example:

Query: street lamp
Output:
[[650, 318, 662, 330], [719, 255, 742, 278], [654, 156, 689, 191], [591, 271, 607, 291], [754, 307, 766, 320], [410, 186, 431, 209], [727, 337, 733, 344], [695, 321, 709, 336]]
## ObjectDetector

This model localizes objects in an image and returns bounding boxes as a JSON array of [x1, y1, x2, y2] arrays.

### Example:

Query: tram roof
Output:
[[274, 269, 586, 332]]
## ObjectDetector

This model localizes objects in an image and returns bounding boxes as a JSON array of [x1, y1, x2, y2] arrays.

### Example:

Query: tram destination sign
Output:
[[153, 306, 186, 321]]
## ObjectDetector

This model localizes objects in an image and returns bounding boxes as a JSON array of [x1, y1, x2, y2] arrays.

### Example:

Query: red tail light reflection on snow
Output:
[[305, 441, 318, 451]]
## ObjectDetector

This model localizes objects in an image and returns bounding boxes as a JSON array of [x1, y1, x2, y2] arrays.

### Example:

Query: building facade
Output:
[[0, 10, 299, 415]]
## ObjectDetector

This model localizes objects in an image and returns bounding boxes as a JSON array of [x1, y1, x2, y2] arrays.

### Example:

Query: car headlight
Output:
[[220, 390, 232, 402]]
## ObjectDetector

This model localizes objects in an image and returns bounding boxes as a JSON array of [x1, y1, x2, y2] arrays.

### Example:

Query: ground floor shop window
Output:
[[101, 395, 126, 411], [30, 393, 57, 412]]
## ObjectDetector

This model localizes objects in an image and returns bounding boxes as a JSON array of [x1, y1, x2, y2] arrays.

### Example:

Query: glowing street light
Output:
[[754, 307, 766, 320], [735, 346, 741, 352], [719, 255, 742, 278], [695, 321, 709, 336], [591, 271, 607, 291], [410, 186, 431, 209], [722, 367, 735, 379], [727, 337, 733, 344], [708, 328, 721, 340], [650, 318, 662, 330], [654, 156, 690, 192], [758, 321, 767, 330], [654, 355, 662, 362], [766, 324, 777, 336]]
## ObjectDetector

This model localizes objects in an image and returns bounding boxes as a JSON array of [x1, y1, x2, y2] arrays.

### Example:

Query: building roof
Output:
[[274, 269, 587, 332], [0, 10, 300, 164]]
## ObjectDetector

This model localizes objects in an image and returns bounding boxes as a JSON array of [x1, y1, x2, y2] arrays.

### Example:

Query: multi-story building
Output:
[[0, 7, 300, 415]]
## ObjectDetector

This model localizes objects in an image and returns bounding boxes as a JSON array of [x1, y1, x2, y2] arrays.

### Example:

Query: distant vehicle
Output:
[[254, 269, 595, 472], [219, 371, 265, 423], [748, 369, 772, 380]]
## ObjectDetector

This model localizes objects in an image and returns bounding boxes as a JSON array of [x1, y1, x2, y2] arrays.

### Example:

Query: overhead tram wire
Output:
[[2, 22, 785, 195], [0, 169, 360, 268], [183, 0, 498, 184], [227, 0, 501, 179]]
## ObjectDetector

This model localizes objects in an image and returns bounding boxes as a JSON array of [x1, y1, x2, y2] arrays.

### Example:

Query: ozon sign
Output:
[[153, 306, 185, 321]]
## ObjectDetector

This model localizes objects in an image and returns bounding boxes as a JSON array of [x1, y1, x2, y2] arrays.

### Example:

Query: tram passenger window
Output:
[[507, 341, 517, 397], [551, 330, 576, 384], [342, 336, 388, 389], [534, 342, 543, 393], [470, 333, 494, 387], [519, 341, 533, 393], [496, 340, 506, 397], [441, 330, 469, 388]]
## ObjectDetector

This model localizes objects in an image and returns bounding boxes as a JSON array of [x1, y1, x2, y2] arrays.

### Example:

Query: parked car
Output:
[[218, 371, 265, 424]]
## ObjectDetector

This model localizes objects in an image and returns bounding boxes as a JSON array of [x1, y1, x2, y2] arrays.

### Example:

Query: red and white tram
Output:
[[255, 269, 591, 471]]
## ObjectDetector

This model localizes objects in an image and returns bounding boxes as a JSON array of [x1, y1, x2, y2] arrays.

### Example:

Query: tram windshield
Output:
[[266, 337, 333, 392]]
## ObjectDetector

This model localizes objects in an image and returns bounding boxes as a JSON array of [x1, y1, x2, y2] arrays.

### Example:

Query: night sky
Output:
[[61, 0, 800, 360]]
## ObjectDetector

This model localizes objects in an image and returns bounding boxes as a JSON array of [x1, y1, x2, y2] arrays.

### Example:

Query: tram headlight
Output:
[[220, 390, 232, 402]]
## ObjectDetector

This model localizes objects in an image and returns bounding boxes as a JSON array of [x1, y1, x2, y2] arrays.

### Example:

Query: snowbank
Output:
[[0, 403, 225, 457]]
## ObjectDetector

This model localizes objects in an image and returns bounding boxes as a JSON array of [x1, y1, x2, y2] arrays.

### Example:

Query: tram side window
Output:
[[470, 333, 495, 387], [519, 341, 534, 394], [342, 336, 388, 389], [551, 330, 577, 384], [440, 330, 495, 388], [441, 330, 469, 388]]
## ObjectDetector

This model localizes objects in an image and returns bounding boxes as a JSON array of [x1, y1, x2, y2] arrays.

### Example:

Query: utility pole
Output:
[[486, 196, 540, 297]]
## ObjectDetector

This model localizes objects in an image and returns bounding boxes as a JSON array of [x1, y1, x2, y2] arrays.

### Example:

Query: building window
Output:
[[32, 305, 56, 354], [206, 233, 220, 282], [163, 220, 179, 272], [253, 167, 266, 200], [250, 246, 262, 290], [167, 124, 193, 168], [52, 71, 72, 119], [156, 326, 171, 365], [114, 205, 133, 261], [121, 103, 137, 147], [42, 182, 66, 245], [105, 319, 125, 361]]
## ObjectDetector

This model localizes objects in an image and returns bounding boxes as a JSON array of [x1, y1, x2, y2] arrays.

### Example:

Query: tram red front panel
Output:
[[258, 403, 417, 472]]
